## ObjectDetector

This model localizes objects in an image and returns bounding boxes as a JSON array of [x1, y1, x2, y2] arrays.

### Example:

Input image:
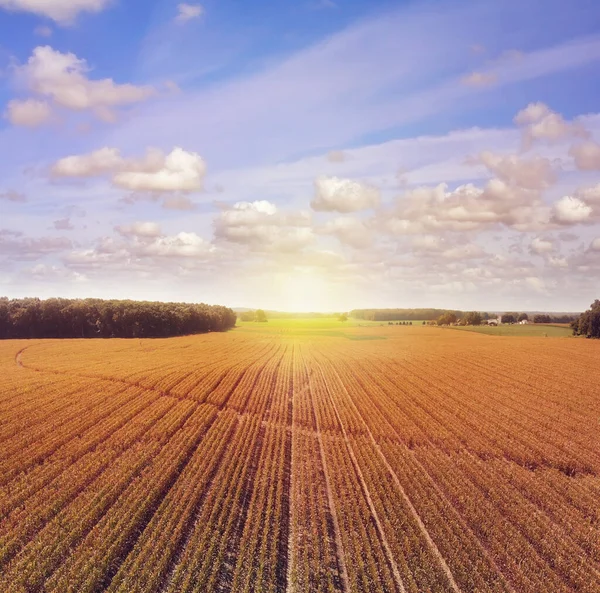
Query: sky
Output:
[[1, 0, 600, 312]]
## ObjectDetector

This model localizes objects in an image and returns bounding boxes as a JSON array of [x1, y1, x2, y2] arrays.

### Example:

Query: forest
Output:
[[0, 297, 237, 339]]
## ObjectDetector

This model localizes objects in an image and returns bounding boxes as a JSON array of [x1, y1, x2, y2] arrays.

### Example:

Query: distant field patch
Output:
[[448, 324, 573, 337]]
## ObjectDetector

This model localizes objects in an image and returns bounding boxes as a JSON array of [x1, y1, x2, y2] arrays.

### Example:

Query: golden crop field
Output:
[[1, 323, 599, 593]]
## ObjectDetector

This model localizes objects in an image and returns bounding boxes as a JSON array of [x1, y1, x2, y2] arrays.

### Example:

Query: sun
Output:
[[277, 271, 337, 312]]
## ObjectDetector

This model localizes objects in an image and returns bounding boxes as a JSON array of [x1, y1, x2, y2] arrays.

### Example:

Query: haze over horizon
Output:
[[1, 0, 600, 312]]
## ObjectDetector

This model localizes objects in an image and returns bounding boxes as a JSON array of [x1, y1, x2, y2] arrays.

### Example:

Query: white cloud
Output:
[[590, 238, 600, 252], [569, 141, 600, 171], [113, 148, 206, 193], [215, 200, 313, 252], [0, 0, 111, 25], [552, 196, 592, 224], [53, 218, 74, 230], [514, 102, 550, 125], [321, 217, 372, 249], [461, 72, 497, 87], [162, 196, 196, 210], [312, 176, 380, 212], [525, 276, 547, 293], [16, 46, 155, 121], [4, 98, 52, 127], [384, 180, 547, 235], [530, 237, 553, 255], [478, 151, 555, 190], [141, 232, 212, 258], [0, 190, 27, 203], [52, 147, 122, 177], [548, 256, 568, 268], [115, 222, 162, 239], [52, 146, 206, 193], [514, 102, 588, 148], [577, 184, 600, 205], [175, 3, 203, 23]]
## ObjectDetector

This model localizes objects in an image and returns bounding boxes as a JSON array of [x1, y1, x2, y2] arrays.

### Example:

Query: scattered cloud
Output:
[[175, 3, 203, 23], [52, 147, 206, 193], [215, 200, 313, 252], [4, 98, 53, 127], [590, 238, 600, 252], [320, 217, 373, 249], [52, 147, 122, 177], [552, 196, 593, 225], [569, 141, 600, 171], [0, 0, 112, 25], [14, 46, 156, 122], [162, 196, 196, 210], [461, 72, 497, 87], [0, 190, 27, 203], [115, 221, 162, 238], [530, 237, 553, 255], [477, 151, 556, 190], [514, 102, 588, 148], [113, 148, 206, 193], [53, 218, 74, 230], [311, 176, 380, 212]]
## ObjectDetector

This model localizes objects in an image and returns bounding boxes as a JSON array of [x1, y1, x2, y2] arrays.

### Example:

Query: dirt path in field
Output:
[[324, 360, 462, 593], [312, 356, 407, 593], [303, 353, 350, 593], [15, 348, 26, 368], [285, 345, 297, 593]]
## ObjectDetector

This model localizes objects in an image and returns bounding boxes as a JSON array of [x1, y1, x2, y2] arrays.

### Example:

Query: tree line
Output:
[[351, 308, 467, 321], [0, 297, 237, 339], [571, 300, 600, 339], [238, 309, 268, 322]]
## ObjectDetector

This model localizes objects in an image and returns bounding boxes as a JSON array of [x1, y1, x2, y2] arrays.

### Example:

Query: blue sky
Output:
[[1, 0, 600, 311]]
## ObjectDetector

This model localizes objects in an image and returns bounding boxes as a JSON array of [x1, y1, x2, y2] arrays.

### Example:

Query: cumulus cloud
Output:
[[115, 221, 162, 239], [53, 217, 74, 230], [312, 176, 380, 212], [0, 190, 27, 203], [0, 232, 72, 260], [548, 256, 568, 268], [478, 151, 555, 190], [141, 232, 212, 258], [162, 196, 196, 210], [552, 196, 592, 225], [410, 235, 485, 261], [530, 237, 553, 255], [15, 46, 155, 122], [65, 230, 214, 274], [113, 148, 206, 193], [384, 180, 547, 235], [525, 276, 547, 293], [52, 146, 206, 193], [175, 3, 203, 23], [320, 217, 372, 249], [0, 0, 111, 24], [52, 147, 122, 177], [461, 72, 497, 87], [215, 200, 313, 252], [4, 98, 53, 127], [569, 141, 600, 171], [514, 102, 588, 148]]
